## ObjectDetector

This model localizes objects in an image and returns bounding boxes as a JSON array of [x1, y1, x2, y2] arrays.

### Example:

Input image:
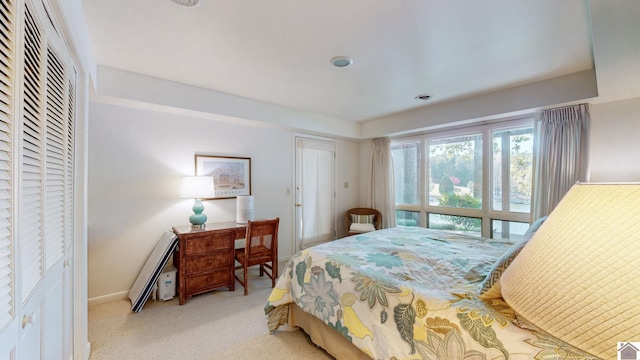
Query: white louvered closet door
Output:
[[20, 0, 44, 307], [44, 46, 65, 273], [41, 40, 74, 359], [0, 0, 17, 357], [0, 0, 77, 358], [19, 4, 45, 358], [62, 74, 75, 359]]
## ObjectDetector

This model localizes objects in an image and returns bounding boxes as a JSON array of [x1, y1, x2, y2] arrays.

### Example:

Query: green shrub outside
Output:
[[438, 193, 481, 231], [438, 175, 454, 194]]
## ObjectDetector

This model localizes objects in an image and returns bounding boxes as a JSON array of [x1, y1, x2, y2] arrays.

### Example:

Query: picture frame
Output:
[[195, 155, 251, 199]]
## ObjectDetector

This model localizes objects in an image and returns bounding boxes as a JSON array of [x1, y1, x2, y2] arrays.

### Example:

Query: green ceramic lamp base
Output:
[[189, 198, 207, 228]]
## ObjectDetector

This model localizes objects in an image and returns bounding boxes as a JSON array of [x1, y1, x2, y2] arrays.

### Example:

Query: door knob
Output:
[[22, 314, 33, 328], [296, 203, 302, 207]]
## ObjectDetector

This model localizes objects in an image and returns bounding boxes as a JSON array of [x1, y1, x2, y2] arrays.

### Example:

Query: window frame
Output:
[[391, 117, 534, 238]]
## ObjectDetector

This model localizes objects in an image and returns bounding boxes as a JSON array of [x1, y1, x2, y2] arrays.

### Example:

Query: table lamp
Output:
[[236, 195, 254, 224], [500, 182, 640, 360], [181, 176, 216, 228]]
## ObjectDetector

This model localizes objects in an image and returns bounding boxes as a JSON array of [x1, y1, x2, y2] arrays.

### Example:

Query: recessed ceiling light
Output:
[[331, 56, 353, 68], [171, 0, 200, 7], [415, 94, 432, 101]]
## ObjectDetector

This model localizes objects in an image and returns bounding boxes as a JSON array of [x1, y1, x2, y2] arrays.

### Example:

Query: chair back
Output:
[[244, 218, 279, 265], [345, 208, 382, 235]]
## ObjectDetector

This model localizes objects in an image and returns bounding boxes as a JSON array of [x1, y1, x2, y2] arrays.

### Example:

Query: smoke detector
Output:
[[331, 56, 353, 68]]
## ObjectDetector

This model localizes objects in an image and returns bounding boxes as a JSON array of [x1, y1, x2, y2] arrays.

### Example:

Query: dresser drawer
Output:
[[185, 252, 231, 274], [185, 270, 232, 294], [183, 230, 234, 254]]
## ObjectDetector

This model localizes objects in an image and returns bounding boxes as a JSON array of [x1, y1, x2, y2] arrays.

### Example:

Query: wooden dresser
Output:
[[172, 222, 247, 305]]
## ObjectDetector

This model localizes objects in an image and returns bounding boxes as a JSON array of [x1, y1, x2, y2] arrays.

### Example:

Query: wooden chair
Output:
[[345, 208, 382, 236], [235, 218, 279, 296]]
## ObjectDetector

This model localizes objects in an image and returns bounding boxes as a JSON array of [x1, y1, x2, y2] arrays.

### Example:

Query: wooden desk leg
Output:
[[229, 236, 235, 292]]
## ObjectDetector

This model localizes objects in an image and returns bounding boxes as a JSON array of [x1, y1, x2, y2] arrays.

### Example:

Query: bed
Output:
[[265, 183, 640, 360], [265, 225, 582, 359]]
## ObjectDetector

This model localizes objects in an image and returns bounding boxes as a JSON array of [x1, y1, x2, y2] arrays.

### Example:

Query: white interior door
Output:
[[295, 137, 336, 251]]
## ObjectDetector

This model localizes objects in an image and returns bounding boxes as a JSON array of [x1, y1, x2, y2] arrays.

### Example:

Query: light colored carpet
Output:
[[88, 268, 333, 360]]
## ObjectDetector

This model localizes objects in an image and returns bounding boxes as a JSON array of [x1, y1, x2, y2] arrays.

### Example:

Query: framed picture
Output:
[[195, 155, 251, 199]]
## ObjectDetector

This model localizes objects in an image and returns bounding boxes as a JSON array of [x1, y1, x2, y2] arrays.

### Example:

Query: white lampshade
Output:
[[180, 176, 215, 199], [500, 182, 640, 359], [236, 195, 254, 224]]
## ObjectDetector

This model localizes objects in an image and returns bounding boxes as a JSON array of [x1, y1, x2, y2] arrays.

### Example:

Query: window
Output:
[[492, 127, 534, 212], [428, 133, 483, 236], [395, 209, 420, 227], [492, 220, 528, 241], [391, 142, 420, 206], [391, 119, 534, 239]]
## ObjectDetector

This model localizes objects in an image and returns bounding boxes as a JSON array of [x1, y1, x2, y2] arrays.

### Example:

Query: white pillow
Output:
[[349, 223, 376, 233]]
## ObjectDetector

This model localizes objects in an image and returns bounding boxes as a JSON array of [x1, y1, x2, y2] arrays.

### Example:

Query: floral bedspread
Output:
[[265, 226, 597, 360]]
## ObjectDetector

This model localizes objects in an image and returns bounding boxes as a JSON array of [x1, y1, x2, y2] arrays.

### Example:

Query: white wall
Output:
[[335, 139, 361, 236], [590, 97, 640, 181], [87, 88, 640, 303], [87, 101, 360, 302]]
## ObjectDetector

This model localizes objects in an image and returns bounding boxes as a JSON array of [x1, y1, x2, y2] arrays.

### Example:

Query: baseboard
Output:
[[90, 257, 292, 307], [88, 290, 129, 306]]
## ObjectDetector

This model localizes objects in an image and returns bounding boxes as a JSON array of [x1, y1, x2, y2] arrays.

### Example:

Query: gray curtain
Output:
[[368, 138, 397, 229], [532, 104, 590, 220]]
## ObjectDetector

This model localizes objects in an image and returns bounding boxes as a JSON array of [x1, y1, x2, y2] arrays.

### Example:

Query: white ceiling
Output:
[[81, 0, 596, 123]]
